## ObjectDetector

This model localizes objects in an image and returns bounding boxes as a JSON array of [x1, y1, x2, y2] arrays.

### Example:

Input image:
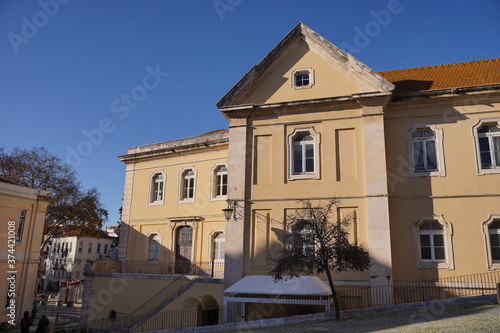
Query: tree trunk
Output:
[[324, 267, 340, 320]]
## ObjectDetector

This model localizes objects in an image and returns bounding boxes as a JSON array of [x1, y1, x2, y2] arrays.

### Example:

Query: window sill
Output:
[[417, 261, 453, 270], [211, 195, 227, 202], [487, 262, 500, 270], [289, 173, 319, 180], [410, 170, 445, 177], [178, 199, 195, 204], [478, 168, 500, 175]]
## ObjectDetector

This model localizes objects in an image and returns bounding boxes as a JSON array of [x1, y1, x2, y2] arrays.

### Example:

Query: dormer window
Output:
[[291, 67, 314, 89]]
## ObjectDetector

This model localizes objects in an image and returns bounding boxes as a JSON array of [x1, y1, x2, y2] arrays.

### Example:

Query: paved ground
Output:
[[220, 303, 500, 333], [13, 302, 83, 333]]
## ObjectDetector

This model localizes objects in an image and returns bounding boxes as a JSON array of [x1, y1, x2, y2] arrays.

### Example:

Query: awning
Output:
[[224, 275, 331, 296]]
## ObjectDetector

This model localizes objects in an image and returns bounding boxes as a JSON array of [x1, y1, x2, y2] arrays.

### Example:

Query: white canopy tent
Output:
[[223, 275, 332, 322]]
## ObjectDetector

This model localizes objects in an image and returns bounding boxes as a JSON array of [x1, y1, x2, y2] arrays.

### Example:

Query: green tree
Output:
[[0, 146, 108, 248], [269, 198, 371, 320]]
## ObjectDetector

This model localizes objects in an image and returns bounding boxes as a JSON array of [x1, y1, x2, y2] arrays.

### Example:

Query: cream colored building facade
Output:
[[0, 180, 50, 324], [85, 23, 500, 326]]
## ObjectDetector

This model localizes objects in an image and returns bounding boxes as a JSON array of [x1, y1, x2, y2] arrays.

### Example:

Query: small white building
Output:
[[42, 229, 116, 291]]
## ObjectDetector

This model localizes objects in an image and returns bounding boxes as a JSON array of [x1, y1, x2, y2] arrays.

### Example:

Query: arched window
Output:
[[407, 124, 445, 177], [179, 168, 196, 203], [150, 172, 165, 204], [215, 165, 228, 198], [213, 233, 225, 262], [412, 129, 437, 172], [482, 215, 500, 269], [418, 221, 445, 262], [412, 215, 454, 269], [291, 219, 315, 256], [477, 123, 500, 170], [288, 128, 320, 180], [148, 234, 160, 261]]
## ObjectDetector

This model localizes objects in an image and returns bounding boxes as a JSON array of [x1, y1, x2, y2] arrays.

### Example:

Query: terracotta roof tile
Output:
[[379, 58, 500, 93]]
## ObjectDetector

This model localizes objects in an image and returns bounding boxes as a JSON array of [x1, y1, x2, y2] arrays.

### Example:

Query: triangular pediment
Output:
[[217, 23, 394, 108]]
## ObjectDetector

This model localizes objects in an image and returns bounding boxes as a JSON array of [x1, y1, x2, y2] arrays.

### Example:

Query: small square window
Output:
[[295, 72, 310, 87], [291, 68, 314, 89]]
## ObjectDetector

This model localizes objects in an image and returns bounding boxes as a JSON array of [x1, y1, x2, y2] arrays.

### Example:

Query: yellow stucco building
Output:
[[0, 179, 50, 324], [84, 23, 500, 329]]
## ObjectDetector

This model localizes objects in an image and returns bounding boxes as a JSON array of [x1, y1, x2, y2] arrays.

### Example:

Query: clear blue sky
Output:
[[1, 0, 499, 227]]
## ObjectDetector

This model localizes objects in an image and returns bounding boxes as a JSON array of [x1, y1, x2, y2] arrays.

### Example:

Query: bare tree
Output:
[[0, 146, 108, 248], [269, 198, 371, 320]]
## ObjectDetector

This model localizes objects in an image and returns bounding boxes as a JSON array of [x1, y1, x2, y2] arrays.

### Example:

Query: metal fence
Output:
[[87, 297, 330, 333], [86, 271, 500, 333], [103, 260, 225, 278], [338, 270, 500, 310]]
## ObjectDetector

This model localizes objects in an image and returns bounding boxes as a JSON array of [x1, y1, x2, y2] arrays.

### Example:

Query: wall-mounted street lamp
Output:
[[222, 200, 239, 222]]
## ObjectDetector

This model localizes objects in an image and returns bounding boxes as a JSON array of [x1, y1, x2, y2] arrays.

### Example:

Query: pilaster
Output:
[[358, 95, 394, 298], [224, 119, 250, 288]]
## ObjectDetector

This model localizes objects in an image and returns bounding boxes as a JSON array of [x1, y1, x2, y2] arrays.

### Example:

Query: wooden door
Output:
[[175, 226, 192, 274]]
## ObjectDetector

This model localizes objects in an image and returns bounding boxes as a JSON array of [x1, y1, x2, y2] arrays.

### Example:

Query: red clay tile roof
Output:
[[379, 58, 500, 93]]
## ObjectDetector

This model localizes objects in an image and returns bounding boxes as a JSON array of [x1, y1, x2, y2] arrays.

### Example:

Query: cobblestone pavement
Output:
[[221, 303, 500, 333], [22, 303, 82, 332]]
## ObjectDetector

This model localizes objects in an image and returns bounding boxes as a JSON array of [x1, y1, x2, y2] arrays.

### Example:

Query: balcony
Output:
[[92, 260, 224, 278]]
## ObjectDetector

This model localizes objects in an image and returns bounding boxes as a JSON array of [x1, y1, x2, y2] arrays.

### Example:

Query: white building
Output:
[[43, 229, 116, 291]]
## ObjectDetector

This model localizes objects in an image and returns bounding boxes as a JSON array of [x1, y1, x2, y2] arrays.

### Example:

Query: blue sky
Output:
[[1, 0, 499, 227]]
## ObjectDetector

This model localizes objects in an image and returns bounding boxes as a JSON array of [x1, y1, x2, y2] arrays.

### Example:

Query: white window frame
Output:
[[482, 214, 500, 270], [472, 119, 500, 175], [288, 127, 321, 180], [16, 210, 27, 244], [212, 232, 225, 262], [178, 167, 197, 204], [290, 219, 316, 256], [412, 215, 454, 270], [407, 124, 445, 177], [211, 163, 228, 201], [88, 242, 92, 254], [147, 231, 161, 261], [149, 171, 165, 205], [291, 67, 315, 89]]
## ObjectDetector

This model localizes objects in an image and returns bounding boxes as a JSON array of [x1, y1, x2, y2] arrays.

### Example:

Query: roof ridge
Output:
[[380, 58, 500, 74]]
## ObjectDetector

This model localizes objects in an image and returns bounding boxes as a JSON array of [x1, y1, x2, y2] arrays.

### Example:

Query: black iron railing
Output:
[[101, 260, 225, 278]]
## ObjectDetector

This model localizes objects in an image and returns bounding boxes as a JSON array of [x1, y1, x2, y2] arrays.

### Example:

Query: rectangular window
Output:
[[104, 244, 108, 255], [96, 243, 101, 254], [88, 242, 92, 254], [16, 210, 27, 243], [78, 241, 83, 254]]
